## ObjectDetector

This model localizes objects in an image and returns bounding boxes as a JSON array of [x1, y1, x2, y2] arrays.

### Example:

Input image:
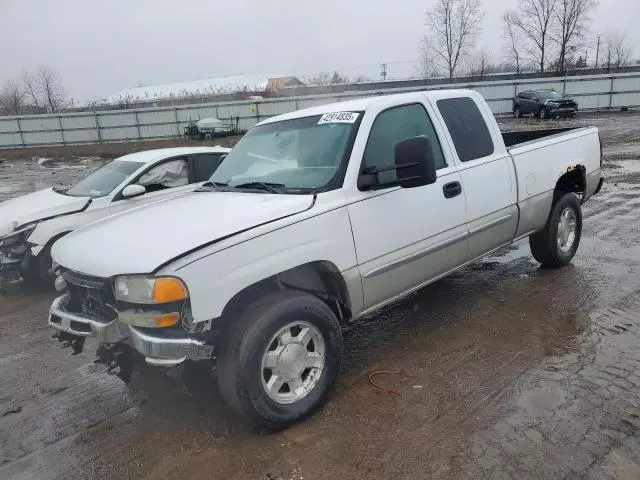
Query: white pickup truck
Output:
[[48, 89, 603, 427], [0, 146, 229, 287]]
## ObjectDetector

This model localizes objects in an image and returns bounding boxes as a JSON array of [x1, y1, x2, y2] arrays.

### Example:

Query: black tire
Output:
[[514, 106, 522, 118], [529, 192, 582, 268], [21, 245, 55, 289], [217, 290, 343, 428], [538, 106, 547, 119]]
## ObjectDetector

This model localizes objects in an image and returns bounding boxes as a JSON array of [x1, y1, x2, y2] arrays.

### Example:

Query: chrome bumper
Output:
[[48, 294, 214, 366]]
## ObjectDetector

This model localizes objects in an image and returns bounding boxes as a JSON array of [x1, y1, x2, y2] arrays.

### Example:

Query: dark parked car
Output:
[[513, 89, 578, 119]]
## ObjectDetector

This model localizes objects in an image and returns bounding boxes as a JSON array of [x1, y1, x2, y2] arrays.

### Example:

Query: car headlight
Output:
[[114, 275, 188, 304], [0, 221, 17, 239], [0, 223, 37, 247]]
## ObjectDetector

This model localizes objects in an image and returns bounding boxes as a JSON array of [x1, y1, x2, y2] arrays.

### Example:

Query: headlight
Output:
[[114, 275, 188, 304], [0, 221, 17, 238], [0, 223, 37, 247]]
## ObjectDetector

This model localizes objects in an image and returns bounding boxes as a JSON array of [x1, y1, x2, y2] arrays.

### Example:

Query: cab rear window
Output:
[[437, 97, 494, 162]]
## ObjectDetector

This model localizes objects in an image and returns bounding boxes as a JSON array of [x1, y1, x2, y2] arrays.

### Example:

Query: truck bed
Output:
[[501, 127, 580, 148], [504, 126, 601, 205]]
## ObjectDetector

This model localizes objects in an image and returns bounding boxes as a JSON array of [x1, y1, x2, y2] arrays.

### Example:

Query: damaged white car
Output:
[[0, 146, 229, 287]]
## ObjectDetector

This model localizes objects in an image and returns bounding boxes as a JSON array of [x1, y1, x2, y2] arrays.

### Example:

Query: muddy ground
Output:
[[1, 111, 640, 480]]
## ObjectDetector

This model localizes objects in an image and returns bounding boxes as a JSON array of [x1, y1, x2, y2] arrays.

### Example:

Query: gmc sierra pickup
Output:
[[47, 89, 603, 427]]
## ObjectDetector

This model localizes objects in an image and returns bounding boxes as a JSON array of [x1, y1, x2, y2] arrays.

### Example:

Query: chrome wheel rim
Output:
[[557, 207, 577, 253], [261, 321, 326, 405]]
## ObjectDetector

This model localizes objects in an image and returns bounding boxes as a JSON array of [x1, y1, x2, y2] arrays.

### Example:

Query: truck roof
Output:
[[116, 146, 231, 163], [258, 89, 477, 125]]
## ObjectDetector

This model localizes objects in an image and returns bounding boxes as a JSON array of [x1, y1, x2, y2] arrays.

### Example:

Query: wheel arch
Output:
[[218, 261, 353, 332], [554, 165, 586, 202]]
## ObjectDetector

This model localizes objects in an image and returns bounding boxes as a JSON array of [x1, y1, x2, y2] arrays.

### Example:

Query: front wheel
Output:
[[529, 193, 582, 268], [538, 107, 547, 119], [514, 106, 522, 118], [217, 290, 343, 428], [22, 246, 55, 289]]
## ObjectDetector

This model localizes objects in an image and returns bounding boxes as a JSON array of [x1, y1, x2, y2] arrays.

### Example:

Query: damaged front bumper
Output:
[[48, 294, 214, 367], [0, 224, 39, 283], [0, 242, 31, 283]]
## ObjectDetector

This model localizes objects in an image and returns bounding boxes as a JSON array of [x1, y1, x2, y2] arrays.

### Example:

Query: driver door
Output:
[[346, 102, 469, 310], [109, 157, 195, 215]]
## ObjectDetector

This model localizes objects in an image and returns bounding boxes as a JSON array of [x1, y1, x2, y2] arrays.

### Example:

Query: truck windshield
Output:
[[65, 160, 144, 198], [209, 113, 360, 193]]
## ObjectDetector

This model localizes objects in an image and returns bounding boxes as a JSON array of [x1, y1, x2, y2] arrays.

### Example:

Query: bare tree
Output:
[[422, 0, 484, 78], [418, 36, 440, 79], [22, 70, 42, 110], [330, 72, 349, 84], [552, 0, 596, 73], [37, 66, 67, 113], [468, 47, 491, 79], [502, 12, 522, 75], [307, 72, 332, 86], [0, 80, 25, 115], [603, 29, 632, 71], [510, 0, 558, 73]]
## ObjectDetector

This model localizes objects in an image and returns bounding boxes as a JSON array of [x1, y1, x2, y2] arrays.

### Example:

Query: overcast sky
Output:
[[1, 0, 638, 102]]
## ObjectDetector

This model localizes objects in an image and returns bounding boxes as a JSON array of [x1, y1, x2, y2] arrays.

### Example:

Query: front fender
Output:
[[168, 208, 358, 323]]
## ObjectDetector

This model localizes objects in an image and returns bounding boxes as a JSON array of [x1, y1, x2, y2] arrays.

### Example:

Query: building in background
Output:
[[96, 74, 303, 108]]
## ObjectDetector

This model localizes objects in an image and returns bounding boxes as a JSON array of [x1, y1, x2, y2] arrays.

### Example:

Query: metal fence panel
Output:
[[99, 112, 137, 128], [0, 132, 21, 147], [0, 118, 19, 134], [63, 128, 99, 144], [100, 126, 139, 141], [1, 72, 639, 149], [22, 130, 63, 145]]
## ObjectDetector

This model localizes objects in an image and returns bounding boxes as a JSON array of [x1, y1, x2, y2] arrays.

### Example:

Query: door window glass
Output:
[[192, 153, 224, 181], [362, 103, 446, 185], [138, 158, 189, 192], [437, 97, 494, 162]]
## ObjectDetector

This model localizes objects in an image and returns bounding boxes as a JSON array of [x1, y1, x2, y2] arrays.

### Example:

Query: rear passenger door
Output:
[[519, 92, 533, 113], [434, 96, 518, 260], [190, 152, 226, 182]]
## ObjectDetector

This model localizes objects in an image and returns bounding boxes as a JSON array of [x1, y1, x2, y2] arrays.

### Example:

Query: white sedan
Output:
[[0, 146, 230, 287]]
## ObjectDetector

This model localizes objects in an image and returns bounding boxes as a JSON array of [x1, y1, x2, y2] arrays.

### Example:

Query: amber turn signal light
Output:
[[152, 278, 187, 303]]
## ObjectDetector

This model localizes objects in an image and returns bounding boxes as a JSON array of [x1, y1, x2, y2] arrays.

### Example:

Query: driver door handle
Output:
[[443, 181, 462, 199]]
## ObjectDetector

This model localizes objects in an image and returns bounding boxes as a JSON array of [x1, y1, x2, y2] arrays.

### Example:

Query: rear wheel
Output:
[[529, 193, 582, 268], [217, 290, 342, 428]]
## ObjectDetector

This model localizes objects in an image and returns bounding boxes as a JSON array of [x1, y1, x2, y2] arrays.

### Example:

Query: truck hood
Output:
[[52, 191, 314, 277], [0, 188, 89, 232]]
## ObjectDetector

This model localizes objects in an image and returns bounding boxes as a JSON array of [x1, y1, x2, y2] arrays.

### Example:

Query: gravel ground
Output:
[[1, 111, 640, 479]]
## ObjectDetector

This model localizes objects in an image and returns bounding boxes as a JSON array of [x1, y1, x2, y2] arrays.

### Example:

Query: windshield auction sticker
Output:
[[317, 112, 360, 124]]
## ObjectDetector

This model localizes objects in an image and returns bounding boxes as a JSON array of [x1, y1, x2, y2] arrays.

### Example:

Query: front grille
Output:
[[61, 269, 117, 322]]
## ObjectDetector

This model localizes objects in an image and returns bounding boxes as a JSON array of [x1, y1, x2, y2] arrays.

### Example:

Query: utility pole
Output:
[[595, 36, 601, 69], [380, 63, 387, 81]]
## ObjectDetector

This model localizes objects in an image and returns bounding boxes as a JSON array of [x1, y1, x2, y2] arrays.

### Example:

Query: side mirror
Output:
[[121, 184, 146, 199], [358, 136, 437, 191]]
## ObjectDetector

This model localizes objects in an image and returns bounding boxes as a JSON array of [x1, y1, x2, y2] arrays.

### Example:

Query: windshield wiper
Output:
[[201, 181, 229, 188], [233, 182, 285, 193], [197, 181, 229, 191]]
